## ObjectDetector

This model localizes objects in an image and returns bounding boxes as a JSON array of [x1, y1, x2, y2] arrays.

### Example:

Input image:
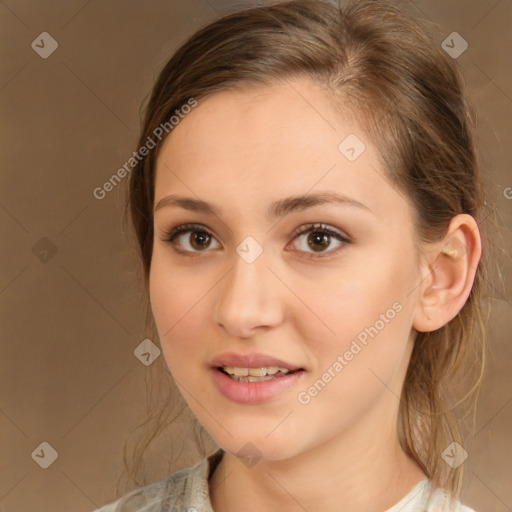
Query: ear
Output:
[[413, 214, 483, 333]]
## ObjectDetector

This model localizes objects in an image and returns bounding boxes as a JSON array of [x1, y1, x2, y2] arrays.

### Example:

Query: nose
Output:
[[214, 248, 284, 338]]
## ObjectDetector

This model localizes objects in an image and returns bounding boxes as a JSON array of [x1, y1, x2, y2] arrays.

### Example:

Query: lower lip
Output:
[[211, 368, 306, 404]]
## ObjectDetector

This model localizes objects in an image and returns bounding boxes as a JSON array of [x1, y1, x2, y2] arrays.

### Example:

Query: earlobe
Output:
[[412, 214, 482, 333]]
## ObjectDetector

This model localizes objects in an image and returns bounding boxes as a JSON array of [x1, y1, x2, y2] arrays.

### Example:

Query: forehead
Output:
[[153, 78, 408, 224], [158, 79, 354, 159]]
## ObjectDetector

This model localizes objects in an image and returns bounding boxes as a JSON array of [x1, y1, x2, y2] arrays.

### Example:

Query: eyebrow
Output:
[[154, 191, 373, 218]]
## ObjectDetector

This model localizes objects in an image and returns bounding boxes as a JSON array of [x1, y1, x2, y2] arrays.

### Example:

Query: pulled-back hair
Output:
[[120, 0, 502, 503]]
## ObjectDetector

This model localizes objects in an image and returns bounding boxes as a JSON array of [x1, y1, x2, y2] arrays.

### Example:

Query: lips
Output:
[[211, 365, 306, 404], [210, 352, 304, 371]]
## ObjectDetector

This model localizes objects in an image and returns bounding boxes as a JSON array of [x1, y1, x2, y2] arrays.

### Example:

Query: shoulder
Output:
[[93, 449, 224, 512], [424, 484, 478, 512], [387, 480, 478, 512]]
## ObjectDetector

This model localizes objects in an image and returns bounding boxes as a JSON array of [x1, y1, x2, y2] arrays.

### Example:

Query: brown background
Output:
[[1, 0, 511, 511]]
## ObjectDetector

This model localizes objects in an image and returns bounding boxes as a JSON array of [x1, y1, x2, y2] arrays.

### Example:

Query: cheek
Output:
[[293, 281, 410, 429], [297, 261, 402, 340], [149, 255, 211, 372], [297, 252, 413, 377]]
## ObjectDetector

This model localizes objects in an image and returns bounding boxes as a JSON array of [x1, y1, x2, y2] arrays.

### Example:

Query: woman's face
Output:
[[150, 78, 424, 460]]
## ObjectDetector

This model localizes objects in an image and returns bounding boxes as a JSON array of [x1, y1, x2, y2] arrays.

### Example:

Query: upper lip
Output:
[[211, 352, 304, 371]]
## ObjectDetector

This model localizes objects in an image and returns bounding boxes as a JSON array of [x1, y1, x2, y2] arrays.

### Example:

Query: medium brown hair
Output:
[[119, 0, 502, 503]]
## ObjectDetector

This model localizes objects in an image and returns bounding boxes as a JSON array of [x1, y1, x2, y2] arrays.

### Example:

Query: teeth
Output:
[[222, 366, 290, 377], [247, 375, 274, 382]]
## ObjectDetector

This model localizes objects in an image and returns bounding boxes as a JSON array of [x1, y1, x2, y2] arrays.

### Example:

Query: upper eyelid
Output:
[[291, 222, 348, 238], [163, 222, 347, 240]]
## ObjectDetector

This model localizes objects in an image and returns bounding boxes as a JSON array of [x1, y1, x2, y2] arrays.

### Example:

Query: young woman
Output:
[[95, 0, 498, 510]]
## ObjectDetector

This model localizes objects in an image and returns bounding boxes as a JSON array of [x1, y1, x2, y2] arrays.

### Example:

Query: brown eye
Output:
[[164, 223, 221, 253], [189, 231, 212, 250], [290, 223, 350, 258], [306, 232, 331, 252]]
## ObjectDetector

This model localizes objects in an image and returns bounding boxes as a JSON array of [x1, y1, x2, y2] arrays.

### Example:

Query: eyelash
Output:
[[161, 222, 351, 259]]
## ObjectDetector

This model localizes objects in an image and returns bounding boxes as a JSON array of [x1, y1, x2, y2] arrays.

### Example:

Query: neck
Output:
[[209, 403, 427, 512]]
